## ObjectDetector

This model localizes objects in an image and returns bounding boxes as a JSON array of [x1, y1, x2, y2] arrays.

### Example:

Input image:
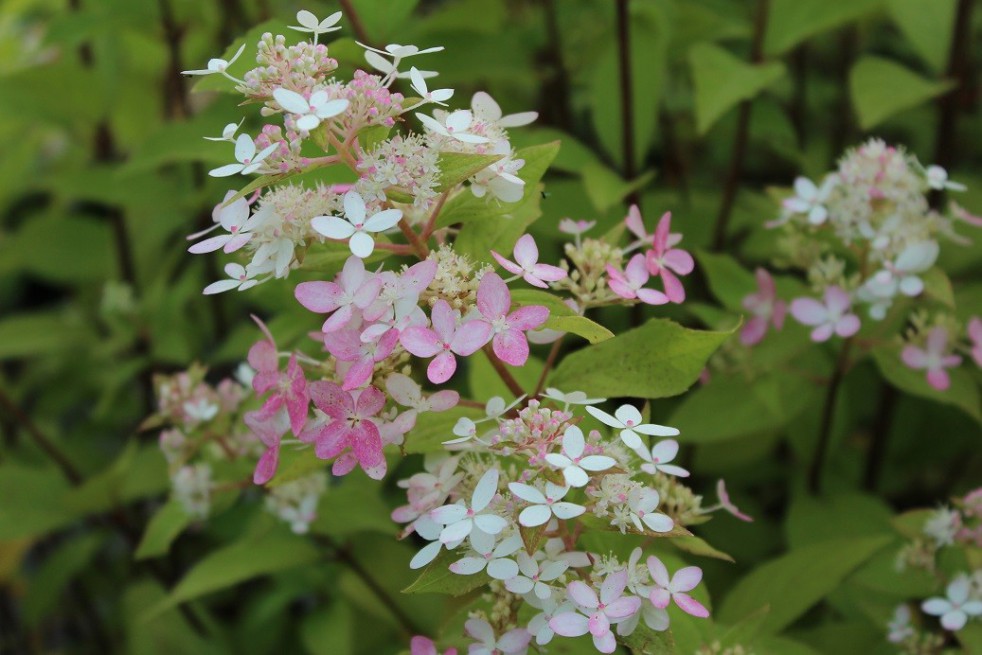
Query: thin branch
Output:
[[421, 190, 451, 240], [317, 535, 423, 636], [397, 218, 430, 259], [711, 0, 769, 251], [533, 336, 565, 398], [0, 388, 82, 485], [808, 338, 853, 495], [338, 0, 371, 45], [482, 346, 527, 399]]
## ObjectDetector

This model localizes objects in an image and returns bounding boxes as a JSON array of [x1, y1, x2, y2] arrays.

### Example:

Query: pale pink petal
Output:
[[568, 581, 599, 609], [496, 629, 530, 653], [549, 612, 590, 637], [653, 212, 672, 252], [341, 358, 374, 391], [790, 297, 828, 326], [400, 327, 443, 358], [248, 339, 278, 374], [824, 286, 852, 314], [427, 390, 459, 412], [637, 288, 670, 305], [926, 326, 949, 356], [477, 272, 510, 320], [600, 571, 627, 605], [926, 368, 951, 391], [429, 300, 457, 343], [464, 618, 495, 644], [605, 596, 642, 619], [507, 305, 549, 331], [493, 329, 530, 367], [450, 320, 492, 356], [646, 556, 670, 587], [810, 324, 834, 342], [513, 234, 539, 269], [410, 636, 438, 655], [531, 263, 567, 283], [427, 351, 457, 384], [649, 588, 670, 609], [593, 631, 616, 654], [663, 249, 694, 275], [671, 567, 702, 592], [491, 250, 523, 276], [834, 314, 860, 338], [253, 446, 279, 485], [625, 205, 646, 240], [588, 611, 610, 638], [673, 593, 709, 618], [740, 317, 769, 346]]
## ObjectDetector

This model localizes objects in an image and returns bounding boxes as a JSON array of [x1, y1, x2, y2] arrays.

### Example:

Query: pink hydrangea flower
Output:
[[474, 272, 549, 367], [386, 373, 459, 427], [307, 381, 386, 479], [740, 268, 786, 346], [643, 212, 694, 303], [558, 218, 595, 236], [248, 317, 309, 435], [549, 571, 642, 654], [968, 317, 982, 367], [399, 299, 492, 383], [789, 286, 860, 342], [244, 406, 290, 485], [902, 326, 963, 391], [647, 556, 709, 618], [294, 255, 382, 333], [491, 234, 567, 289], [625, 205, 682, 248], [323, 328, 400, 390], [410, 636, 457, 655], [606, 254, 669, 305]]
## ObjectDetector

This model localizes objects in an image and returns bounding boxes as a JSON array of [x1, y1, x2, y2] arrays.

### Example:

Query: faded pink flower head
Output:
[[740, 268, 786, 346], [399, 299, 491, 383], [606, 254, 669, 306], [245, 406, 290, 485], [558, 218, 596, 236], [625, 205, 682, 248], [475, 272, 549, 367], [643, 212, 693, 303], [491, 234, 567, 289], [323, 327, 399, 390], [902, 326, 962, 391], [248, 316, 309, 435], [789, 286, 860, 342], [308, 381, 386, 480], [647, 556, 709, 618], [188, 190, 256, 254]]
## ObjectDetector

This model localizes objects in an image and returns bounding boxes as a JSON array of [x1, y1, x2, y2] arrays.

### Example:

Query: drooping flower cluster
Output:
[[887, 488, 982, 650], [742, 139, 982, 391]]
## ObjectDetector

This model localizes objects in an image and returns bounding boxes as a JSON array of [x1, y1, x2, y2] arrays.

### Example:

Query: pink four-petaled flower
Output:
[[606, 254, 669, 306], [902, 326, 963, 391], [789, 286, 860, 342], [646, 555, 709, 618], [399, 299, 492, 383], [491, 234, 567, 289], [740, 268, 786, 346], [643, 212, 693, 303], [549, 571, 642, 654], [474, 272, 549, 367], [248, 318, 309, 436], [306, 381, 387, 480], [294, 255, 382, 333]]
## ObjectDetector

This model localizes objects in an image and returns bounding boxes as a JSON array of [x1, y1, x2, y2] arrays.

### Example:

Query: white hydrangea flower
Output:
[[208, 133, 278, 177], [585, 404, 679, 450], [311, 190, 402, 258], [416, 110, 489, 144], [509, 481, 585, 527], [288, 10, 342, 44], [545, 425, 616, 488], [273, 87, 349, 132]]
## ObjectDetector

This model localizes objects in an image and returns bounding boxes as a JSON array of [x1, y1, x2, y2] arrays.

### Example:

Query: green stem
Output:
[[808, 338, 853, 495]]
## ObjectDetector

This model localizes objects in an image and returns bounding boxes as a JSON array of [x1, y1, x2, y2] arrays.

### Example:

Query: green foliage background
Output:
[[0, 0, 980, 653]]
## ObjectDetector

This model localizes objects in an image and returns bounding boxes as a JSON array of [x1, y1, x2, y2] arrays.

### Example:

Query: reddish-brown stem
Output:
[[0, 388, 82, 485], [533, 336, 565, 398], [338, 0, 371, 44], [422, 190, 451, 240], [482, 346, 527, 399], [374, 242, 416, 255], [398, 218, 431, 259]]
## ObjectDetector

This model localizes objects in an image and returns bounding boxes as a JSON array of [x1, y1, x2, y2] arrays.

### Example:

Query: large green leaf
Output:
[[301, 602, 354, 655], [436, 152, 504, 191], [23, 532, 105, 626], [888, 0, 956, 72], [549, 319, 734, 399], [764, 0, 885, 56], [718, 535, 892, 634], [849, 56, 954, 129], [872, 344, 981, 422], [689, 43, 785, 135], [403, 546, 490, 595], [144, 528, 321, 619], [135, 500, 193, 560], [784, 492, 894, 549]]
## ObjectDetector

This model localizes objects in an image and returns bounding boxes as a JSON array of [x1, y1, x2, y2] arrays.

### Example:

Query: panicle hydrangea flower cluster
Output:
[[888, 487, 982, 650], [178, 10, 739, 652], [740, 139, 982, 391]]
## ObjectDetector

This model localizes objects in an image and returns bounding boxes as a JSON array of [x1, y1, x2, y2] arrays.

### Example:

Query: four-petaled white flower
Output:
[[887, 604, 914, 643], [273, 87, 349, 132], [542, 388, 605, 409], [188, 191, 257, 254], [491, 234, 567, 289], [646, 555, 709, 617], [450, 532, 522, 579], [545, 425, 616, 488], [505, 551, 569, 599], [471, 91, 538, 129], [359, 42, 444, 70], [783, 175, 835, 225], [203, 262, 266, 295], [509, 481, 585, 527], [209, 133, 278, 177], [288, 10, 342, 44], [585, 404, 679, 450], [182, 43, 246, 81], [312, 190, 402, 258], [430, 468, 507, 543], [416, 110, 489, 144], [635, 439, 689, 478], [922, 575, 982, 632], [410, 67, 453, 106], [627, 488, 673, 533]]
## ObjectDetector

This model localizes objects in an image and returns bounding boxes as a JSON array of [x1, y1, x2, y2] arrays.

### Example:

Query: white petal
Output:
[[620, 429, 644, 450], [551, 502, 585, 520], [363, 209, 403, 233], [316, 98, 349, 119], [203, 279, 241, 295], [452, 132, 490, 144], [296, 9, 319, 28], [519, 505, 552, 527], [472, 468, 500, 512], [208, 163, 244, 177], [273, 88, 311, 114], [440, 518, 473, 543], [585, 405, 621, 429], [348, 231, 375, 258], [446, 110, 474, 132], [509, 482, 546, 504], [614, 404, 643, 427], [579, 456, 616, 472], [562, 466, 589, 488], [487, 558, 519, 580], [311, 216, 356, 239], [430, 504, 468, 525], [343, 190, 367, 223], [451, 557, 488, 575], [296, 114, 321, 132], [473, 513, 507, 535], [416, 113, 448, 135], [410, 541, 442, 569], [563, 425, 585, 459], [642, 513, 674, 533]]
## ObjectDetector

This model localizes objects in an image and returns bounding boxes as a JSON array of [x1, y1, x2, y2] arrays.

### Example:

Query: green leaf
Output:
[[581, 163, 656, 213], [544, 315, 614, 344], [404, 407, 484, 454], [718, 535, 892, 634], [549, 319, 735, 400], [764, 0, 885, 56], [0, 464, 80, 540], [23, 532, 105, 626], [311, 476, 394, 537], [849, 56, 954, 129], [436, 152, 504, 191], [888, 0, 956, 72], [872, 344, 981, 422], [301, 602, 354, 655], [619, 621, 675, 654], [689, 43, 786, 134], [357, 124, 392, 153], [891, 509, 933, 540], [144, 528, 320, 620], [785, 492, 894, 549], [403, 546, 490, 595], [135, 500, 192, 560], [511, 289, 576, 316], [671, 536, 735, 563], [0, 312, 84, 360], [696, 250, 758, 311]]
